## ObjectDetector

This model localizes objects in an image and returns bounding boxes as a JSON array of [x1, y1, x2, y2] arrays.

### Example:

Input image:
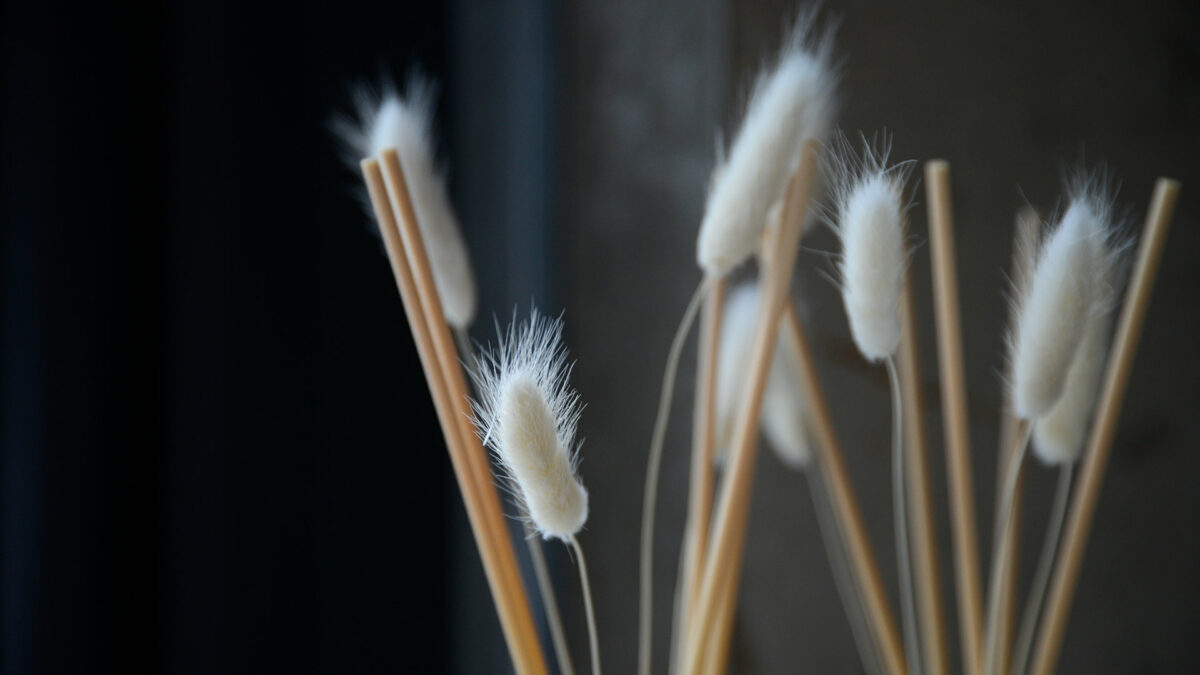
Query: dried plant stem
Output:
[[680, 280, 726, 618], [639, 279, 709, 675], [526, 528, 575, 675], [782, 304, 908, 675], [808, 467, 885, 675], [887, 357, 922, 675], [983, 421, 1031, 675], [925, 160, 985, 675], [1029, 177, 1180, 675], [674, 279, 726, 672], [362, 157, 546, 674], [568, 536, 602, 675], [897, 276, 950, 675], [994, 207, 1039, 674], [680, 143, 819, 675], [1011, 464, 1073, 675], [701, 553, 738, 675]]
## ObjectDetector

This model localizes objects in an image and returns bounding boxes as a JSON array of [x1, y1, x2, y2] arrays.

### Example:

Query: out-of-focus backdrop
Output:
[[2, 1, 1197, 673]]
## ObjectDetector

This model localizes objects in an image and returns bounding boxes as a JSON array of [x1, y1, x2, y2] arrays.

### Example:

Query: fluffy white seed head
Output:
[[1032, 214, 1126, 463], [1031, 299, 1116, 464], [713, 284, 811, 470], [827, 132, 913, 362], [1012, 177, 1117, 419], [696, 12, 837, 277], [470, 310, 587, 541], [335, 74, 477, 328]]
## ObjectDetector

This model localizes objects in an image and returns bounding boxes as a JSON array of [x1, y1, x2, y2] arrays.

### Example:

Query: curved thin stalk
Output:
[[1010, 464, 1074, 675], [887, 357, 922, 675], [983, 425, 1033, 675], [639, 279, 709, 675], [809, 468, 885, 675], [527, 529, 575, 675], [569, 536, 602, 675]]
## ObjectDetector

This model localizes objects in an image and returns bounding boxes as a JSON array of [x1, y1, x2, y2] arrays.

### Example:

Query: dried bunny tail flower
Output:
[[1032, 201, 1130, 463], [1011, 169, 1119, 419], [713, 283, 811, 470], [470, 309, 587, 541], [696, 9, 838, 277], [826, 130, 915, 362], [333, 71, 477, 329]]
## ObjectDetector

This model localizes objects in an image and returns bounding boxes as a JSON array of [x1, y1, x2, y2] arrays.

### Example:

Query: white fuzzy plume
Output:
[[470, 310, 587, 541], [1032, 211, 1125, 463], [714, 284, 811, 470], [1012, 176, 1117, 419], [827, 132, 914, 362], [696, 12, 837, 277], [335, 74, 477, 328]]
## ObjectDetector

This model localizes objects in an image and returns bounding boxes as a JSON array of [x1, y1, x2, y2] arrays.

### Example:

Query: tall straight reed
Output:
[[360, 158, 546, 674], [1029, 177, 1179, 675], [924, 160, 985, 675]]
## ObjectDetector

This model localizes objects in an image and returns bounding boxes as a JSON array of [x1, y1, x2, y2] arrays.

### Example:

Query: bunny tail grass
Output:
[[1012, 173, 1118, 419], [696, 9, 837, 277], [1011, 464, 1074, 675], [526, 529, 575, 675], [886, 357, 922, 675], [1031, 226, 1124, 464], [335, 73, 477, 328], [827, 131, 915, 363], [982, 423, 1033, 675], [638, 279, 710, 675], [470, 309, 587, 542]]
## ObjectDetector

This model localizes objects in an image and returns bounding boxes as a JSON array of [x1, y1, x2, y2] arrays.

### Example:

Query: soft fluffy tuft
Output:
[[470, 309, 588, 540], [334, 73, 477, 328], [696, 10, 838, 277], [826, 131, 914, 362], [713, 284, 811, 470], [1012, 171, 1119, 419]]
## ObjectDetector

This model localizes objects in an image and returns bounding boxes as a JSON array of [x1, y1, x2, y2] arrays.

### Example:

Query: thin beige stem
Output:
[[983, 422, 1031, 675], [808, 468, 885, 675], [527, 529, 575, 675], [701, 551, 738, 675], [887, 357, 922, 675], [897, 275, 950, 675], [362, 158, 546, 674], [1011, 463, 1074, 675], [568, 536, 602, 675], [779, 306, 908, 675], [678, 279, 726, 629], [994, 206, 1040, 674], [924, 160, 985, 675], [1029, 177, 1180, 675], [680, 143, 820, 675], [639, 279, 709, 675]]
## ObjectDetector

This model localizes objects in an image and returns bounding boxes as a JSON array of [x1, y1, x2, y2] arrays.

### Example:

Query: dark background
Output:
[[2, 1, 1198, 674]]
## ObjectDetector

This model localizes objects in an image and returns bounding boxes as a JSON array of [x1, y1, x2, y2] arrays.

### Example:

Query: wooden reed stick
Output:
[[369, 154, 548, 675], [992, 205, 1040, 674], [783, 304, 908, 675], [897, 273, 950, 675], [924, 160, 985, 675], [702, 552, 739, 675], [677, 278, 726, 660], [1029, 177, 1180, 675], [680, 143, 819, 675]]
